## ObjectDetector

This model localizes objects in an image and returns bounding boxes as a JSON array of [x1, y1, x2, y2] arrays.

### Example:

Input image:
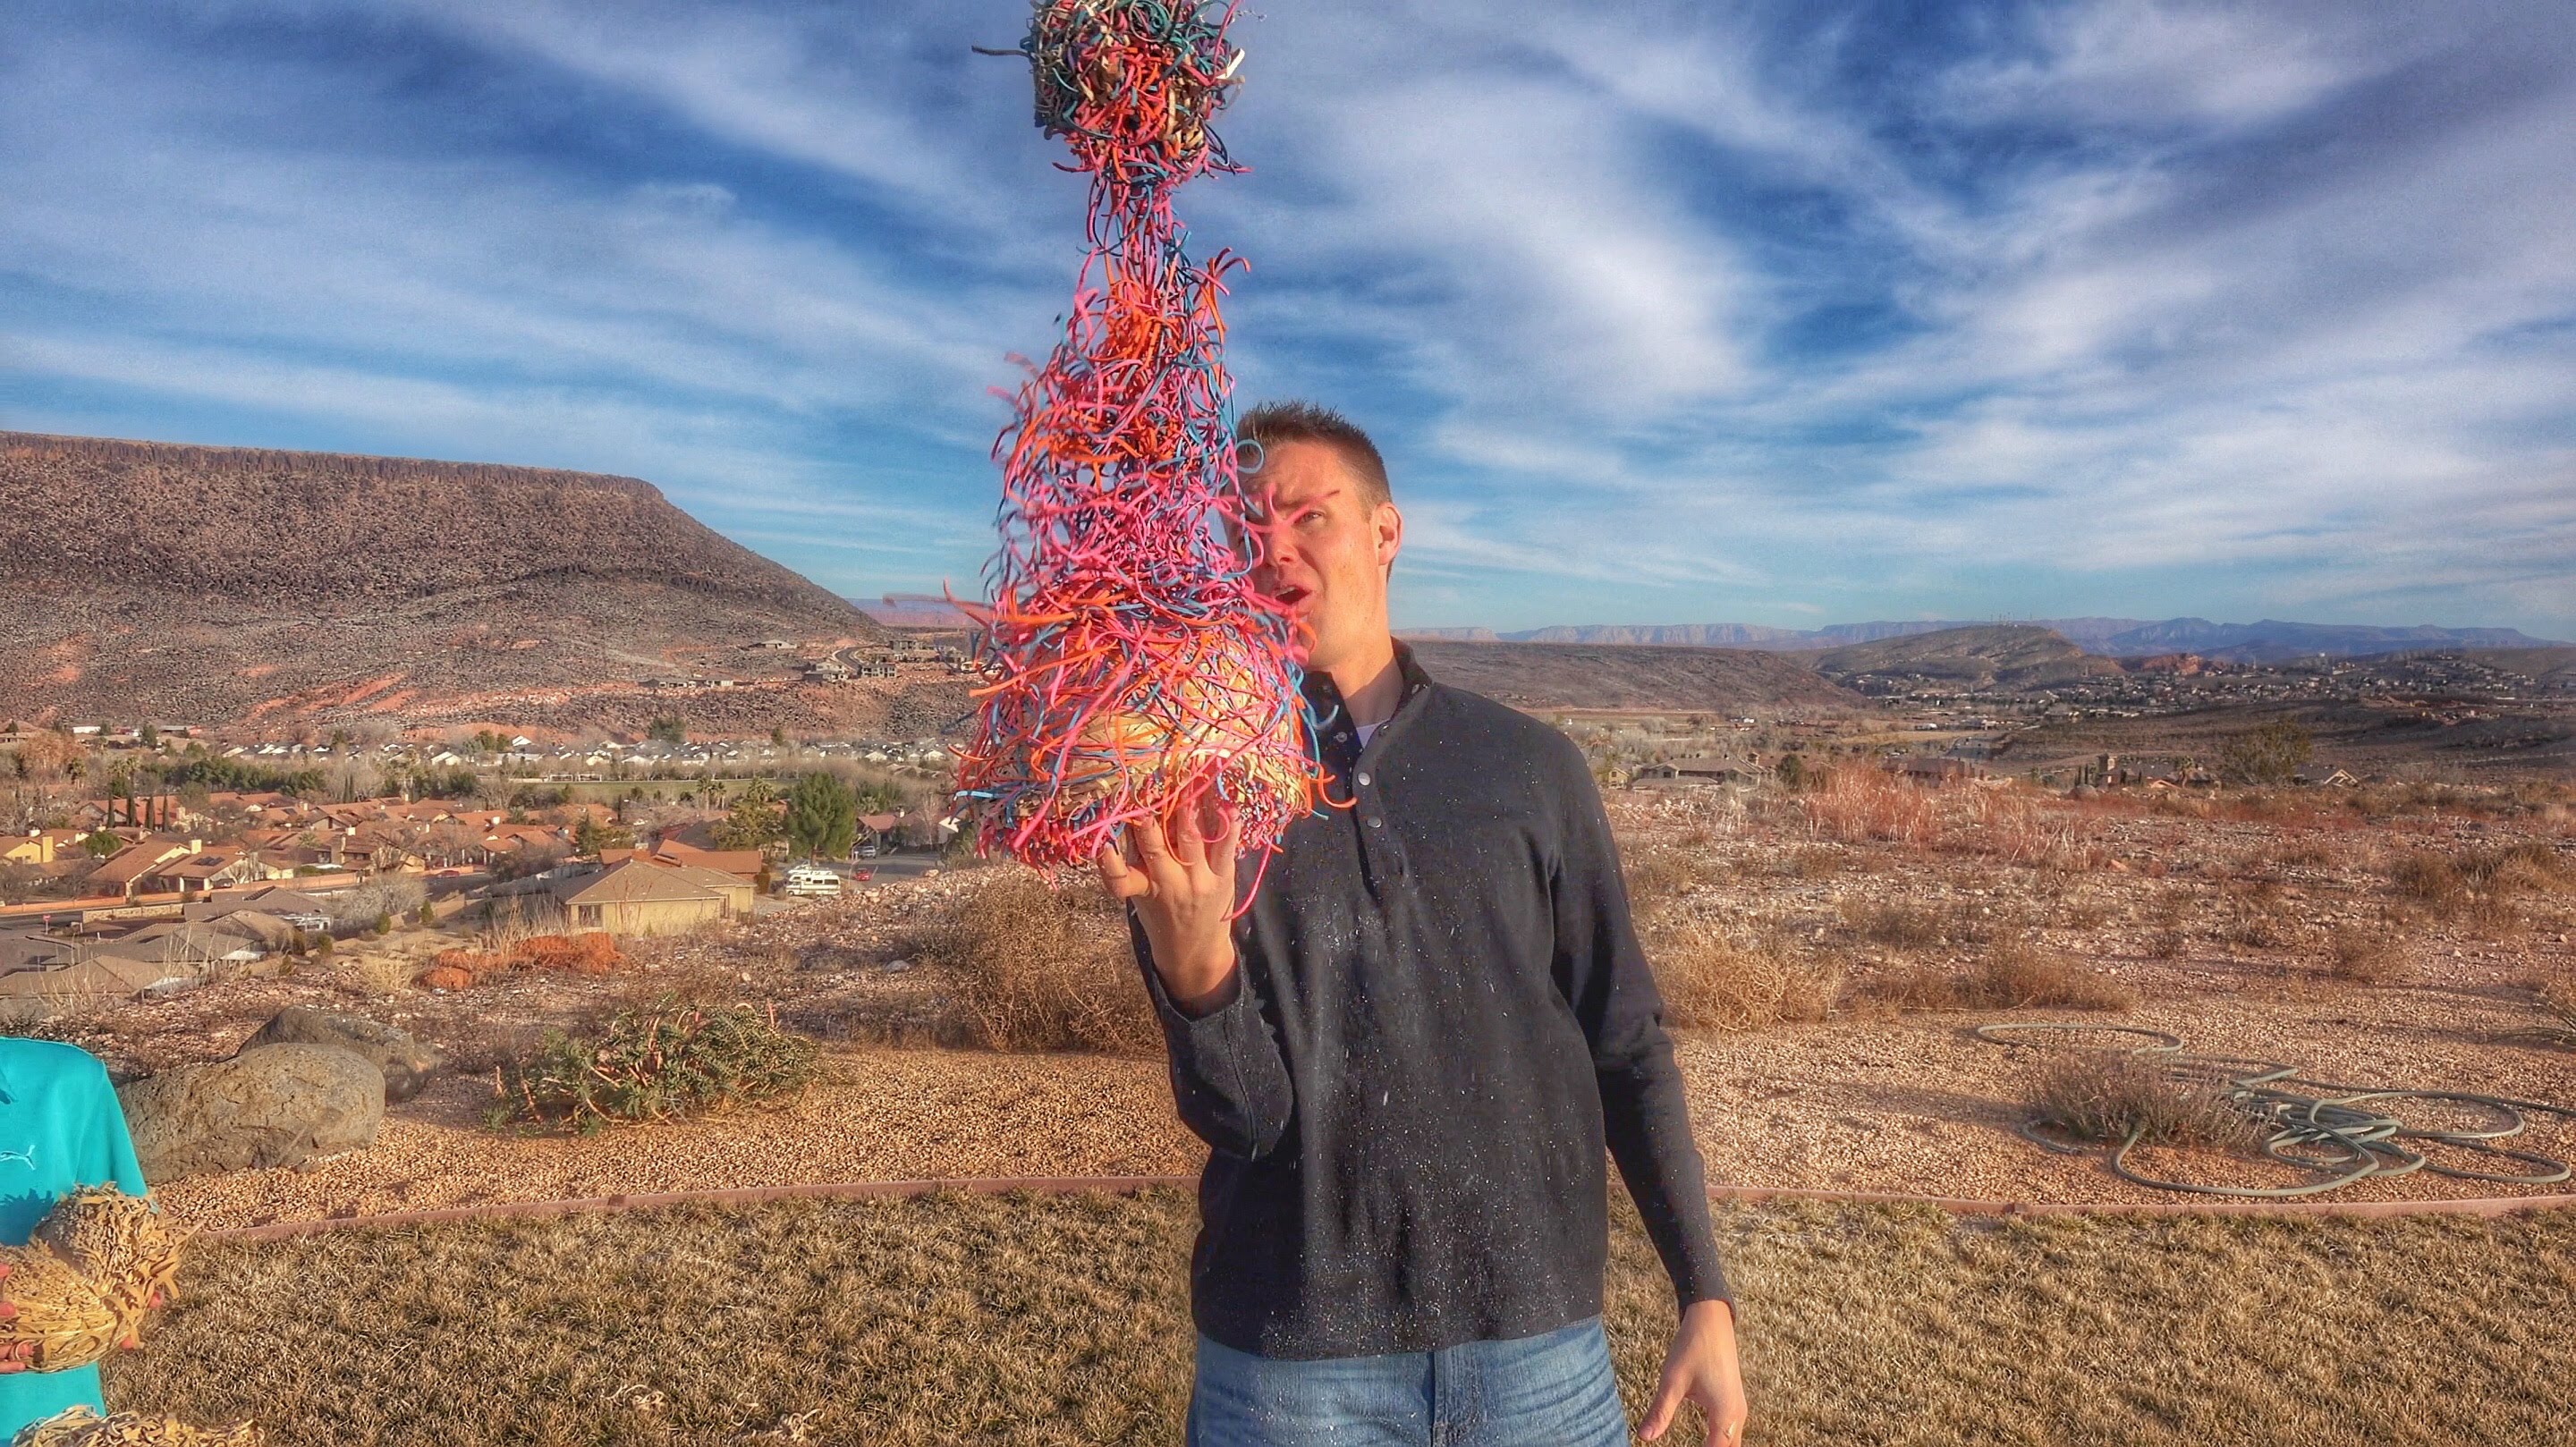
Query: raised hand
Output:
[[1097, 792, 1241, 1015]]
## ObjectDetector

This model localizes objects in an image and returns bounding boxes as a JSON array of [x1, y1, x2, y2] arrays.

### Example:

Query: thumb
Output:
[[1640, 1363, 1687, 1442]]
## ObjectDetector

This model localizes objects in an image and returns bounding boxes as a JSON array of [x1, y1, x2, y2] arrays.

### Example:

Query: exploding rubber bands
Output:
[[951, 1, 1324, 884]]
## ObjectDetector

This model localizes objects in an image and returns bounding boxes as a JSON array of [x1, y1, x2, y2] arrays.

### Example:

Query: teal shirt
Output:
[[0, 1038, 148, 1436]]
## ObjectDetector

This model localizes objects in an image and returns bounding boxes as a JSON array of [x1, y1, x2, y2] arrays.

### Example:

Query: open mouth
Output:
[[1274, 584, 1311, 609]]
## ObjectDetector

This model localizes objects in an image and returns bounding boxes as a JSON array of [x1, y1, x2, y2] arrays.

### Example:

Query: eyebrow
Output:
[[1259, 487, 1343, 512]]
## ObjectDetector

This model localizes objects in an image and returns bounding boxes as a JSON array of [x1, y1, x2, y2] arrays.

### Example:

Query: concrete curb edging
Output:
[[201, 1176, 2576, 1244]]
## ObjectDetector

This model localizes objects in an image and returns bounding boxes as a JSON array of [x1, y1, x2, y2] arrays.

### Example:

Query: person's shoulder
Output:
[[1420, 681, 1590, 774], [0, 1036, 113, 1087]]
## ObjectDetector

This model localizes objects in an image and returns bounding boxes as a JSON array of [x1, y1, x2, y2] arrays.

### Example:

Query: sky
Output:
[[4, 0, 2572, 639]]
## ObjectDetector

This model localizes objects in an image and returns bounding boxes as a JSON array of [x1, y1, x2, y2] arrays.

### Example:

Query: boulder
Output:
[[116, 1045, 385, 1182], [238, 1006, 445, 1103]]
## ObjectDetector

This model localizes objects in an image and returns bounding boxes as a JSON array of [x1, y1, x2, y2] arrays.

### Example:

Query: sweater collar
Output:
[[1301, 639, 1434, 715]]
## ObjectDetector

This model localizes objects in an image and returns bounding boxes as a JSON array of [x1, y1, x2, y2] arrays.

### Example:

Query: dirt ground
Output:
[[21, 779, 2575, 1231]]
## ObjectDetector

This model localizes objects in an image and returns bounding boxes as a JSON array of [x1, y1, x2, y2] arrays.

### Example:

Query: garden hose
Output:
[[1977, 1020, 2576, 1198]]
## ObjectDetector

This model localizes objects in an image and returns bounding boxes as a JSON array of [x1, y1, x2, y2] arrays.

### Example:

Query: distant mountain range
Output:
[[1400, 617, 2565, 664]]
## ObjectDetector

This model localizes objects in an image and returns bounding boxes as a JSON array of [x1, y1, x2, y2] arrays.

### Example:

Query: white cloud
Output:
[[4, 0, 2570, 632]]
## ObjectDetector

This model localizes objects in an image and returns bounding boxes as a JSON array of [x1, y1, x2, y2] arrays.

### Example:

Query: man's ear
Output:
[[1376, 501, 1403, 569]]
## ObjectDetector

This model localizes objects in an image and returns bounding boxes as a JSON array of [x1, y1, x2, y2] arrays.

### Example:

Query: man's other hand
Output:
[[1096, 794, 1241, 1015], [1640, 1299, 1747, 1445]]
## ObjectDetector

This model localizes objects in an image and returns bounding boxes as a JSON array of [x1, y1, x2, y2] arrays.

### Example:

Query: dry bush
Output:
[[1775, 846, 1846, 879], [326, 876, 428, 929], [421, 933, 624, 989], [1650, 927, 1841, 1031], [1802, 767, 1939, 847], [1840, 899, 1947, 950], [1801, 769, 2108, 869], [2024, 1049, 2257, 1148], [337, 952, 418, 997], [917, 872, 1159, 1057], [2216, 880, 2300, 951], [2387, 841, 2569, 922], [1838, 896, 2006, 951], [1623, 847, 1702, 903], [2058, 896, 2114, 931], [2267, 834, 2349, 870], [2326, 927, 2409, 985], [1972, 938, 2135, 1011], [1862, 938, 2131, 1013], [2533, 978, 2576, 1050]]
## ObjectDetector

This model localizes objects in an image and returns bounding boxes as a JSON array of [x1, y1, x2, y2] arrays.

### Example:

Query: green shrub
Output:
[[489, 997, 818, 1132]]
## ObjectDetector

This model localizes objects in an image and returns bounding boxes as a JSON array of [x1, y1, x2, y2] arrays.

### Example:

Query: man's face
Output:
[[1241, 439, 1401, 672]]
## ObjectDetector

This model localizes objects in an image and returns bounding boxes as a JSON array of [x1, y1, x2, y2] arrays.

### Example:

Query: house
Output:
[[1630, 755, 1767, 790], [654, 862, 757, 918], [547, 858, 732, 935], [147, 848, 287, 898], [106, 920, 265, 967], [1888, 756, 1984, 785], [648, 841, 765, 880], [0, 952, 187, 1002], [0, 930, 76, 976], [0, 833, 55, 867], [87, 836, 205, 900], [803, 658, 854, 683]]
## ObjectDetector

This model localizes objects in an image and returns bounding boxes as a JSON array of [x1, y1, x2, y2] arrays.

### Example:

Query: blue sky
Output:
[[5, 1, 2572, 638]]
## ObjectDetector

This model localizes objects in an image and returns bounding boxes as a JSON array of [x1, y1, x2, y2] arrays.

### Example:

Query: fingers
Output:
[[1094, 845, 1148, 901], [1129, 817, 1185, 895], [1210, 800, 1241, 885], [1166, 800, 1208, 872], [1640, 1366, 1686, 1442]]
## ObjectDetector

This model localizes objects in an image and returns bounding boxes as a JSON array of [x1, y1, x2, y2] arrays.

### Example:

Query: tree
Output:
[[784, 772, 857, 861], [648, 714, 687, 747], [2219, 720, 2313, 787], [713, 778, 784, 851], [573, 813, 633, 858], [80, 831, 121, 858]]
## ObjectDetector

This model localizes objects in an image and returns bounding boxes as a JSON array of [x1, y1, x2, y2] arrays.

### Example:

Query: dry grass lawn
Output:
[[102, 1190, 2576, 1446]]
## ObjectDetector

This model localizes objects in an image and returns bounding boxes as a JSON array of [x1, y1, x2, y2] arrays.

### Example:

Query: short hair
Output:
[[1236, 401, 1391, 507]]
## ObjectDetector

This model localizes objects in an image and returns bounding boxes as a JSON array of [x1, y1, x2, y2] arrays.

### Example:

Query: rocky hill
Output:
[[1403, 616, 2562, 657], [1809, 625, 2119, 694], [0, 431, 922, 735], [1406, 641, 1861, 713]]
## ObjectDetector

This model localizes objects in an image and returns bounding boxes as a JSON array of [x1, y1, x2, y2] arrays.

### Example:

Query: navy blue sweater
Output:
[[1131, 640, 1732, 1358]]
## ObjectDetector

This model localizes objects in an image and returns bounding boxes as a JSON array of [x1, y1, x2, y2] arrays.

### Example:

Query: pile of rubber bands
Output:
[[0, 1189, 259, 1443], [953, 0, 1321, 879]]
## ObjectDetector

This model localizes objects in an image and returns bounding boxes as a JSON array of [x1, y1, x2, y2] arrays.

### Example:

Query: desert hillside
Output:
[[1407, 640, 1862, 712], [0, 431, 923, 734], [1810, 624, 2119, 693]]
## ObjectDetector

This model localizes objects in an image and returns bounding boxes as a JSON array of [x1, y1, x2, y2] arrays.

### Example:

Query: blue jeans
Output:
[[1185, 1317, 1631, 1447]]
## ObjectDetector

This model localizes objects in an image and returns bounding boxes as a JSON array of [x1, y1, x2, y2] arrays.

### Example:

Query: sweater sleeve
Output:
[[1128, 909, 1296, 1161], [1547, 745, 1733, 1313]]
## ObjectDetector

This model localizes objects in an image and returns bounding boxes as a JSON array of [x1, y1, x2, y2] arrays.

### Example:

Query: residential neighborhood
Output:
[[0, 724, 962, 1011]]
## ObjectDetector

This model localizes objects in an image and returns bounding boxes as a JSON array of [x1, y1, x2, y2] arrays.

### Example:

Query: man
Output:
[[1097, 402, 1749, 1446], [0, 1036, 152, 1435]]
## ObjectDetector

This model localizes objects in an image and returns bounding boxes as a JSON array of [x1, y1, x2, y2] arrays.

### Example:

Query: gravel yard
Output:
[[21, 783, 2572, 1231]]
